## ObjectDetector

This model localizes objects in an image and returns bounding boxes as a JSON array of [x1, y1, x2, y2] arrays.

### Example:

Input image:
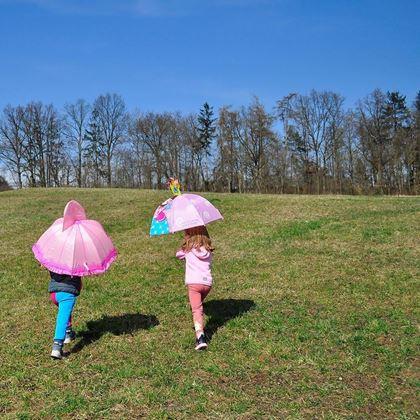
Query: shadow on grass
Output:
[[204, 299, 255, 342], [71, 313, 159, 353]]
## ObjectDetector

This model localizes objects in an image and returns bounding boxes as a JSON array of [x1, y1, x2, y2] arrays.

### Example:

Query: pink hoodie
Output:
[[176, 247, 213, 286]]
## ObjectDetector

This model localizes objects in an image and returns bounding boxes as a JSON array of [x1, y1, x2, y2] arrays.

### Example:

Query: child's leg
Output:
[[53, 292, 77, 342], [187, 284, 211, 337], [50, 292, 58, 306], [50, 292, 72, 328]]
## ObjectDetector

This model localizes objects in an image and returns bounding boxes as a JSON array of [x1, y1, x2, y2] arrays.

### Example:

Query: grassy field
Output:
[[0, 188, 418, 419]]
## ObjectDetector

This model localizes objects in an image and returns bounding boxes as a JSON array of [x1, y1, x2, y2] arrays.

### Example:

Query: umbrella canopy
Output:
[[150, 194, 223, 236], [32, 200, 117, 276]]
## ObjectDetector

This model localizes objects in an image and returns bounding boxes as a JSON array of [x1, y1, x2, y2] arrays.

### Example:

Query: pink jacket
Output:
[[176, 247, 213, 286]]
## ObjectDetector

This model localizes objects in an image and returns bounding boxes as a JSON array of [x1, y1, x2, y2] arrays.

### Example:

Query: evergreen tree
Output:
[[414, 91, 420, 113], [197, 102, 216, 155], [384, 91, 410, 130], [194, 102, 217, 189], [383, 92, 411, 192]]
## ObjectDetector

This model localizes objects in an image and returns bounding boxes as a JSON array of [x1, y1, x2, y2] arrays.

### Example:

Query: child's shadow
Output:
[[204, 299, 255, 342], [71, 313, 159, 353]]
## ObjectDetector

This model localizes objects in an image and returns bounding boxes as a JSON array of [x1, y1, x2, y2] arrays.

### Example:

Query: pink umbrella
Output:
[[32, 200, 117, 276], [150, 193, 223, 236]]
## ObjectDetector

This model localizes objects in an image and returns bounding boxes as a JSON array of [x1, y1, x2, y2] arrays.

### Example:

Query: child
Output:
[[48, 271, 82, 359], [32, 200, 117, 360], [176, 225, 214, 350]]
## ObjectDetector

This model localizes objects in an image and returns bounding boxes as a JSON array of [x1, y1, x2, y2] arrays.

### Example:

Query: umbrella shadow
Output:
[[71, 313, 159, 353], [204, 299, 256, 342]]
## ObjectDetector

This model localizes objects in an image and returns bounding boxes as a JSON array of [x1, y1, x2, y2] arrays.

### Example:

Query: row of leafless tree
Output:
[[1, 90, 419, 194]]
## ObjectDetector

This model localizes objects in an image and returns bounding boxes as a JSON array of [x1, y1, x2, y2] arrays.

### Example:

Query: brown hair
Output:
[[181, 225, 214, 253]]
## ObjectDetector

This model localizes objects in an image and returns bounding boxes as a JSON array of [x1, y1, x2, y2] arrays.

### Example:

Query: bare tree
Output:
[[19, 102, 65, 187], [237, 97, 277, 192], [182, 114, 202, 191], [64, 99, 90, 187], [277, 91, 345, 193], [21, 102, 43, 186], [127, 112, 149, 188], [342, 112, 359, 193], [215, 106, 241, 192], [0, 105, 26, 188], [411, 91, 420, 193], [324, 93, 346, 193], [93, 93, 127, 187], [357, 90, 391, 193], [131, 112, 173, 189]]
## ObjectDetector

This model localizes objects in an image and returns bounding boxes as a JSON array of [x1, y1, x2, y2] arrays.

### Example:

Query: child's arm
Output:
[[192, 248, 211, 259], [176, 249, 186, 260]]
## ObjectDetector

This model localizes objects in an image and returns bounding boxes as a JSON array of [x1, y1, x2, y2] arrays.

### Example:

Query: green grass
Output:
[[0, 189, 419, 418]]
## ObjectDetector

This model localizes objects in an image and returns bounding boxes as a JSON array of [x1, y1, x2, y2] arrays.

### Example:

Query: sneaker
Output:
[[50, 340, 64, 359], [195, 333, 208, 351], [64, 328, 76, 344]]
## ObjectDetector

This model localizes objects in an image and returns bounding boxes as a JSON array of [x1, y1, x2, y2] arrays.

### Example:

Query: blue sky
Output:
[[0, 0, 419, 113]]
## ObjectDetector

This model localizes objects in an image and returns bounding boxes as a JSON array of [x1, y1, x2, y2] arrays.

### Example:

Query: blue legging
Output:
[[51, 292, 77, 341]]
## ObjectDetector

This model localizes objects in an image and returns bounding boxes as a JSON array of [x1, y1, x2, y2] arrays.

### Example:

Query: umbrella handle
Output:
[[83, 262, 91, 275]]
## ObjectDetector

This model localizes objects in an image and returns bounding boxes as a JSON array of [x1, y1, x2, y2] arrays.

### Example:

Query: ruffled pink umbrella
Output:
[[32, 200, 117, 276], [150, 193, 223, 236]]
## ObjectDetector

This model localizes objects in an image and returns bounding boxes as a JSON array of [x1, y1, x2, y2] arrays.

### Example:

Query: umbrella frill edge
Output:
[[32, 244, 118, 277]]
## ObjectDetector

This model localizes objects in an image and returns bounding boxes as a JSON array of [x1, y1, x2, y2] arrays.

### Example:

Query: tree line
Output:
[[0, 90, 419, 194]]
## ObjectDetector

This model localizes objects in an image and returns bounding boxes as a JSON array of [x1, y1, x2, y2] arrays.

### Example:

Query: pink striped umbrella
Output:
[[32, 200, 117, 276]]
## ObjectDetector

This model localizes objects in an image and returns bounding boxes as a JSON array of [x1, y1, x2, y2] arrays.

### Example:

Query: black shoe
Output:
[[195, 333, 208, 351]]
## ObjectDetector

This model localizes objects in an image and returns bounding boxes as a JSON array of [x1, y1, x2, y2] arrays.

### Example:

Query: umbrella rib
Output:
[[76, 226, 88, 271], [79, 223, 108, 256], [56, 224, 73, 269]]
